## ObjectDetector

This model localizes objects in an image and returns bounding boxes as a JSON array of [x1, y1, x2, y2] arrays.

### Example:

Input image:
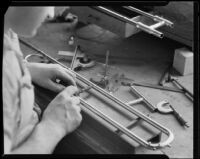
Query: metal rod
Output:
[[104, 50, 110, 78], [70, 45, 79, 70], [150, 21, 165, 30], [81, 99, 173, 149], [130, 86, 157, 111], [95, 6, 163, 38], [172, 80, 193, 102], [20, 39, 174, 150], [172, 80, 193, 98], [126, 98, 143, 105], [135, 22, 163, 38], [131, 81, 184, 93], [80, 99, 150, 148], [123, 6, 173, 27]]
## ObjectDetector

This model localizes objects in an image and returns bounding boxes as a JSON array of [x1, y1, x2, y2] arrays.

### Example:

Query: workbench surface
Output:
[[20, 21, 193, 158]]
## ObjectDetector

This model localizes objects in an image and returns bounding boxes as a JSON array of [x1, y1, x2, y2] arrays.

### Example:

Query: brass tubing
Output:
[[123, 6, 173, 27], [21, 39, 174, 149], [150, 21, 165, 30], [70, 45, 79, 70], [80, 99, 151, 148], [95, 6, 163, 38], [130, 86, 157, 111], [130, 81, 184, 93], [126, 98, 144, 105], [135, 22, 163, 38]]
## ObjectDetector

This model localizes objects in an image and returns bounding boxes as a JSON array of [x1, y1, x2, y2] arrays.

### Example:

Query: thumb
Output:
[[56, 69, 76, 86], [48, 80, 66, 93]]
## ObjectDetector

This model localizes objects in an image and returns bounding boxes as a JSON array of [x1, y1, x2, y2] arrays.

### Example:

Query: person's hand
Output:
[[26, 63, 76, 93], [41, 86, 82, 137]]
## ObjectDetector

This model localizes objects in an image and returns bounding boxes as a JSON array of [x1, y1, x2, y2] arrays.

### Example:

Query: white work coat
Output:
[[3, 29, 41, 153]]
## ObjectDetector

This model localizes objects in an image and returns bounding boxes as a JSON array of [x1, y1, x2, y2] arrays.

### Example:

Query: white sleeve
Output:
[[3, 50, 21, 154]]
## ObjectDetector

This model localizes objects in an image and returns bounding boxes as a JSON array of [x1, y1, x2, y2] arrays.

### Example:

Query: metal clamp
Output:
[[157, 101, 189, 128]]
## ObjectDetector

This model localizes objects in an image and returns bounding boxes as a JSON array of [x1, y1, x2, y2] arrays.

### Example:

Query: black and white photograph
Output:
[[2, 1, 199, 158]]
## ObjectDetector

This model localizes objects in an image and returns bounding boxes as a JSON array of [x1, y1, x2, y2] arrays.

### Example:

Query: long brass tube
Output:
[[20, 39, 174, 150]]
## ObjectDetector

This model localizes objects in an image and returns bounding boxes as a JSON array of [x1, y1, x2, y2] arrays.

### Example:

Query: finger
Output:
[[57, 69, 76, 86], [66, 107, 82, 124], [48, 80, 66, 93], [63, 69, 77, 87], [69, 104, 81, 113], [74, 106, 82, 115], [62, 85, 78, 96], [76, 106, 81, 113], [66, 102, 81, 115], [72, 96, 80, 105], [73, 97, 81, 113]]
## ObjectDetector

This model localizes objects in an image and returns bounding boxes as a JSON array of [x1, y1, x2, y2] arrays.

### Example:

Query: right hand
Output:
[[41, 86, 82, 137]]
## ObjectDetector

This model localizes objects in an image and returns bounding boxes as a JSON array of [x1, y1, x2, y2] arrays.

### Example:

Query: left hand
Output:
[[26, 63, 76, 93]]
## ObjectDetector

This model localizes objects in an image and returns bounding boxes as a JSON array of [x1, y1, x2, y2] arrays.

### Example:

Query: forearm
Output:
[[24, 62, 39, 82], [10, 121, 64, 154]]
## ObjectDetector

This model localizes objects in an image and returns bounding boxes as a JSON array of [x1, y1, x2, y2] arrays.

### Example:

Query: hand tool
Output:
[[127, 84, 188, 120], [121, 80, 184, 93], [157, 101, 189, 128], [21, 39, 174, 150], [169, 75, 193, 101]]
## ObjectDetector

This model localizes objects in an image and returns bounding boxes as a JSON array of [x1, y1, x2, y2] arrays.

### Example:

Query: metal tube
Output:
[[172, 80, 193, 101], [150, 21, 165, 30], [123, 6, 157, 21], [81, 99, 174, 149], [80, 99, 150, 148], [123, 6, 174, 27], [126, 98, 143, 105], [131, 81, 184, 93], [104, 50, 110, 78], [70, 45, 79, 70], [136, 22, 163, 38], [130, 86, 157, 111], [173, 80, 193, 98], [20, 39, 174, 149], [153, 15, 174, 27], [95, 6, 163, 38]]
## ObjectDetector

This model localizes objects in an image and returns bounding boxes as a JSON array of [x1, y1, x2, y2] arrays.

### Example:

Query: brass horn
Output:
[[21, 39, 174, 150]]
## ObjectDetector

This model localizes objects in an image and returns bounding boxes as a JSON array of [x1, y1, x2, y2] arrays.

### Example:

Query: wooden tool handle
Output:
[[171, 106, 189, 127]]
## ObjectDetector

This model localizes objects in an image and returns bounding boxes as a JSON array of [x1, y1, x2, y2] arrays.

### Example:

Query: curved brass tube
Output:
[[21, 39, 174, 150]]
